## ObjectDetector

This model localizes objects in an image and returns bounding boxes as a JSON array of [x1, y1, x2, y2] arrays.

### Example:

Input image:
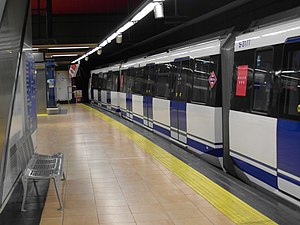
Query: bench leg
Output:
[[33, 180, 39, 196], [53, 178, 63, 211], [61, 172, 66, 181], [21, 176, 28, 212]]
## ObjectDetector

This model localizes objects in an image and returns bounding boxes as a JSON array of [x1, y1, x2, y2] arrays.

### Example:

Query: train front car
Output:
[[230, 18, 300, 203]]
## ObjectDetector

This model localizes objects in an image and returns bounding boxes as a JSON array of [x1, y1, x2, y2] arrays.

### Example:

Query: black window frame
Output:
[[154, 63, 172, 99], [250, 47, 275, 115], [278, 39, 300, 121]]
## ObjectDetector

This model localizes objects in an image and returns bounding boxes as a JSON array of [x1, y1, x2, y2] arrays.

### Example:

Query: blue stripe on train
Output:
[[133, 115, 143, 124], [153, 124, 171, 137], [277, 119, 300, 179], [187, 138, 223, 157], [278, 173, 300, 187], [232, 157, 277, 189]]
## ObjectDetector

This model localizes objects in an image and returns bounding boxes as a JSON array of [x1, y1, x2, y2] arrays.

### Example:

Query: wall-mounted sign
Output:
[[47, 79, 55, 88], [69, 63, 79, 78], [208, 71, 217, 88], [236, 65, 248, 96]]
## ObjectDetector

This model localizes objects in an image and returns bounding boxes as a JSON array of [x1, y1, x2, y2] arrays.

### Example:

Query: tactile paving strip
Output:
[[81, 104, 277, 225]]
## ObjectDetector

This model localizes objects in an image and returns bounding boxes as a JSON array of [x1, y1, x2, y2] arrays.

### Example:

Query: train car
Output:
[[230, 17, 300, 203], [92, 36, 230, 168], [90, 73, 99, 104], [89, 10, 300, 204], [91, 64, 121, 113]]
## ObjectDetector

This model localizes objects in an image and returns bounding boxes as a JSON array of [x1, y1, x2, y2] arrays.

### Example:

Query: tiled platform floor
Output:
[[38, 105, 235, 225]]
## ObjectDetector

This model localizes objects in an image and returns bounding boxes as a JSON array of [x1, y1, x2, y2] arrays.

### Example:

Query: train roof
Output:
[[120, 38, 223, 69], [235, 17, 300, 52]]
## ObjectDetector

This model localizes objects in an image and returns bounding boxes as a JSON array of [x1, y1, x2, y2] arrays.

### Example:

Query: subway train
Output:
[[88, 12, 300, 205]]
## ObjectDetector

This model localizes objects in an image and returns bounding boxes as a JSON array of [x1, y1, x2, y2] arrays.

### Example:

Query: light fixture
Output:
[[97, 48, 102, 55], [131, 2, 156, 22], [107, 33, 118, 43], [48, 46, 90, 50], [100, 40, 108, 47], [116, 34, 123, 44], [117, 21, 135, 33], [85, 56, 89, 61], [72, 0, 166, 64], [154, 2, 164, 19], [51, 54, 78, 58]]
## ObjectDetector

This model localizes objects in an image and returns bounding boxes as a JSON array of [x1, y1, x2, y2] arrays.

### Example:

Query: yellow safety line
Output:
[[80, 104, 277, 225], [37, 114, 48, 117]]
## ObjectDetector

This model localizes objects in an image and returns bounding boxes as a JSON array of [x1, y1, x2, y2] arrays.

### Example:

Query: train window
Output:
[[111, 71, 119, 92], [279, 41, 300, 121], [91, 74, 99, 88], [155, 64, 171, 99], [171, 60, 192, 101], [126, 69, 134, 93], [144, 65, 155, 96], [191, 56, 220, 106], [192, 57, 210, 104], [133, 67, 145, 95], [231, 50, 255, 112], [252, 49, 274, 113], [106, 72, 112, 91], [99, 73, 107, 90]]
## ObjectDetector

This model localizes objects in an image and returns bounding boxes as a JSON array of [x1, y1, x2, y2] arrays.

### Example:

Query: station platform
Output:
[[32, 104, 300, 225]]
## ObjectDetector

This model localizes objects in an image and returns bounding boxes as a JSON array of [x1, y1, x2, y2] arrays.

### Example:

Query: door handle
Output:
[[179, 93, 182, 97], [176, 93, 178, 97]]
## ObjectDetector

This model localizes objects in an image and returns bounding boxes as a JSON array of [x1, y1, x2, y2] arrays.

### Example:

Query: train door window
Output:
[[106, 72, 112, 90], [192, 57, 210, 104], [155, 64, 171, 99], [231, 50, 255, 112], [252, 49, 274, 113], [279, 41, 300, 121], [144, 66, 155, 95], [172, 60, 191, 101], [111, 71, 119, 91], [126, 69, 134, 93], [133, 67, 145, 95], [100, 73, 108, 90], [120, 70, 126, 92]]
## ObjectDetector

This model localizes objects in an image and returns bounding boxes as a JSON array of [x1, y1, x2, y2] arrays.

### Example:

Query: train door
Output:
[[126, 69, 134, 120], [277, 38, 300, 199], [106, 71, 112, 110], [143, 65, 155, 128], [170, 59, 191, 144]]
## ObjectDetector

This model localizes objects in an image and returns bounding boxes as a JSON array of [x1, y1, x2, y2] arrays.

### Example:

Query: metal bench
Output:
[[18, 135, 65, 212]]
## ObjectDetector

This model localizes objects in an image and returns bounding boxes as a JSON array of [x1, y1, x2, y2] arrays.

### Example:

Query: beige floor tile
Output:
[[133, 212, 170, 223], [166, 208, 205, 221], [40, 217, 63, 225], [97, 206, 131, 215], [63, 215, 99, 225], [99, 213, 135, 223]]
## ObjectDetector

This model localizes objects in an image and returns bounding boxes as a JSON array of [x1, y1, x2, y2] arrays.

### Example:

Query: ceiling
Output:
[[31, 0, 300, 70]]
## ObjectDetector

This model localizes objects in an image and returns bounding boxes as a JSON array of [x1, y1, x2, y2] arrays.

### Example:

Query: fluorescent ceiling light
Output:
[[131, 2, 157, 22], [99, 40, 108, 47], [88, 46, 101, 55], [51, 54, 78, 57], [48, 46, 90, 50], [107, 33, 118, 43], [117, 21, 134, 34]]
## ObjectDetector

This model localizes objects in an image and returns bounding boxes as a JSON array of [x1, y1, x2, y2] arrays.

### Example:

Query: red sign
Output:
[[208, 71, 217, 88], [236, 65, 248, 96], [69, 63, 79, 78]]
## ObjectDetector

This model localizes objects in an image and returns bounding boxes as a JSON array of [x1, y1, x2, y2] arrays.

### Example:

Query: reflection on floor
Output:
[[38, 105, 237, 225], [0, 180, 49, 225]]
